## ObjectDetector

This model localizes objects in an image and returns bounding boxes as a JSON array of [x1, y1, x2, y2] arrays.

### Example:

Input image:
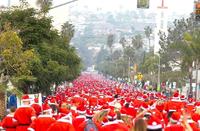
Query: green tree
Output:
[[61, 21, 75, 45], [131, 34, 144, 49], [107, 34, 115, 54], [119, 37, 126, 49], [0, 7, 81, 94], [36, 0, 53, 15], [144, 26, 153, 52]]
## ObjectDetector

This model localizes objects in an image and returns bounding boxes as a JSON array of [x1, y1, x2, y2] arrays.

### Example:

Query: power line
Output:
[[50, 0, 78, 10]]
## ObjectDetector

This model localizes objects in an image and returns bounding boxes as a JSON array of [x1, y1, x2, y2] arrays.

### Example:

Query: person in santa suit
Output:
[[28, 103, 56, 131], [72, 105, 87, 131], [164, 112, 185, 131], [31, 98, 42, 117], [47, 115, 75, 131], [78, 108, 101, 131], [99, 109, 128, 131], [0, 121, 3, 130], [1, 106, 18, 131], [14, 94, 36, 131]]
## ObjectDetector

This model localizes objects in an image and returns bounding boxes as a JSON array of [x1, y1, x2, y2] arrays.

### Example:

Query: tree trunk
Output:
[[0, 91, 6, 119]]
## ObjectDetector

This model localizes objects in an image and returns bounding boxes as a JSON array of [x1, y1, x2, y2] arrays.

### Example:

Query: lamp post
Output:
[[157, 55, 161, 91], [189, 67, 193, 98]]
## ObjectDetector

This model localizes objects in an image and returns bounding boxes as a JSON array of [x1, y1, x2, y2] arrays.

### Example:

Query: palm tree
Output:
[[132, 34, 144, 49], [61, 22, 75, 44], [144, 26, 153, 52], [107, 34, 115, 54], [36, 0, 52, 16]]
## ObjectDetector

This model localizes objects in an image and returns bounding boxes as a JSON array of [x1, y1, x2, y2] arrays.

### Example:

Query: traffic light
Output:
[[195, 1, 200, 21], [137, 0, 150, 9]]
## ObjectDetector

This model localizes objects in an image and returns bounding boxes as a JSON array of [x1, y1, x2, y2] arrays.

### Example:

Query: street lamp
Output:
[[155, 54, 161, 92]]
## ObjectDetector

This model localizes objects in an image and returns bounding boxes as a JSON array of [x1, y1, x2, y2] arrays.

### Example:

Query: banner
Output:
[[137, 0, 150, 8], [17, 93, 42, 107]]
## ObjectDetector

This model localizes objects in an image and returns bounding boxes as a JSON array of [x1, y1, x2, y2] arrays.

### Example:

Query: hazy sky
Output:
[[0, 0, 194, 29], [0, 0, 194, 11]]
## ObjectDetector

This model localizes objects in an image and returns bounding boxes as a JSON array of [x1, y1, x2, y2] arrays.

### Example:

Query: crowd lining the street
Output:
[[0, 74, 200, 131]]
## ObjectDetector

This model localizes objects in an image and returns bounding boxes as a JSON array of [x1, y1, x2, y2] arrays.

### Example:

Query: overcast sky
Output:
[[0, 0, 194, 29]]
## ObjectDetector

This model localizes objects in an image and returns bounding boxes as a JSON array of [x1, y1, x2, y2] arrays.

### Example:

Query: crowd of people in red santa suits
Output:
[[1, 74, 200, 131]]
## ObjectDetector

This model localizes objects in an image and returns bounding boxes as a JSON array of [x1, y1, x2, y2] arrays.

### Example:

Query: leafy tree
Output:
[[0, 7, 81, 94], [0, 24, 36, 92], [61, 21, 75, 45], [159, 15, 196, 72]]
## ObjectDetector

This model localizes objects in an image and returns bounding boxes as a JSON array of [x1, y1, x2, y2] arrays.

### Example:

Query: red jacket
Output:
[[164, 124, 185, 131], [14, 105, 36, 131], [47, 119, 75, 131], [28, 115, 56, 131], [31, 103, 42, 116], [2, 114, 18, 131]]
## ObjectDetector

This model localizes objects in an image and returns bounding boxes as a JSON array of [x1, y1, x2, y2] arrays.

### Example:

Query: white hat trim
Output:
[[43, 109, 52, 113], [102, 120, 119, 126], [57, 118, 72, 124], [76, 115, 86, 119], [170, 118, 178, 123], [77, 110, 86, 114], [169, 109, 176, 112], [147, 124, 162, 129], [27, 127, 35, 131], [86, 114, 93, 117], [108, 115, 117, 119], [38, 114, 52, 118], [61, 112, 72, 119]]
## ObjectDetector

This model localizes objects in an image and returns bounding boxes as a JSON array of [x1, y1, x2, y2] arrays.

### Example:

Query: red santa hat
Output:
[[49, 98, 57, 105], [42, 103, 52, 112], [34, 98, 39, 103], [120, 108, 127, 116], [195, 102, 200, 106], [170, 112, 181, 123], [156, 103, 164, 112], [147, 116, 162, 130], [77, 105, 86, 114], [143, 94, 148, 100], [86, 109, 94, 118], [173, 91, 179, 99], [188, 98, 194, 103], [141, 102, 149, 110], [59, 108, 71, 118], [22, 94, 31, 102], [101, 103, 110, 111], [192, 113, 200, 123], [125, 97, 131, 103], [107, 109, 117, 120], [180, 95, 186, 100]]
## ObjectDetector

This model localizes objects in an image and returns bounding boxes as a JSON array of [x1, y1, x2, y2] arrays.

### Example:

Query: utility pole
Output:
[[195, 59, 199, 100], [157, 55, 161, 91], [128, 57, 130, 80], [8, 0, 11, 7]]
